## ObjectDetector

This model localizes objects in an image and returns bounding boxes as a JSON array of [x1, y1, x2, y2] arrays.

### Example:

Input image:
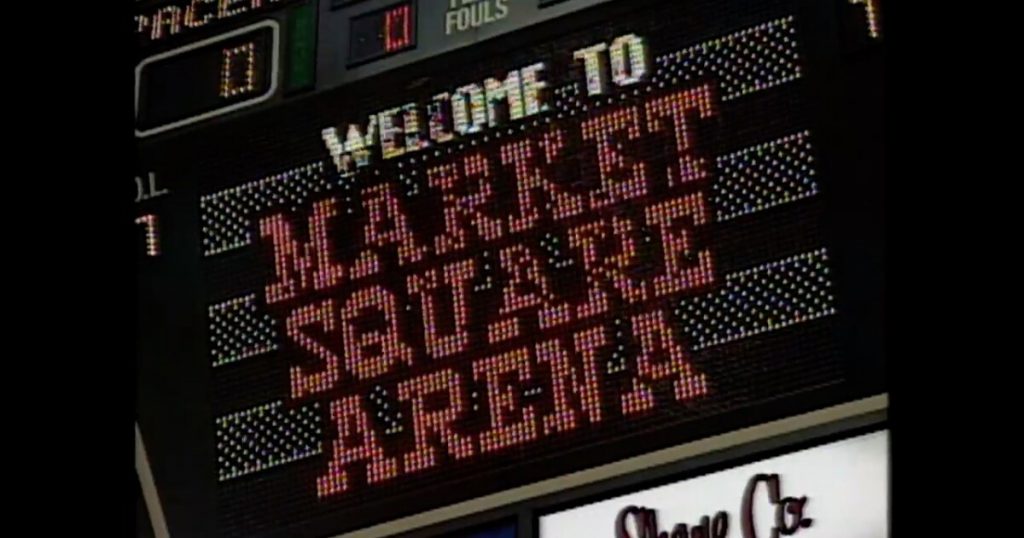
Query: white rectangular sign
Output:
[[539, 430, 889, 538]]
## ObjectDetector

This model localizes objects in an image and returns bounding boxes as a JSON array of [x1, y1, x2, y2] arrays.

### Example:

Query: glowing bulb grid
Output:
[[652, 16, 802, 102], [713, 130, 818, 222], [213, 248, 836, 480], [674, 248, 836, 350], [210, 294, 279, 367], [216, 401, 323, 482]]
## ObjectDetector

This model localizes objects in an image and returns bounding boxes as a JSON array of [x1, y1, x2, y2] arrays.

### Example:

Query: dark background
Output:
[[134, 0, 885, 536], [24, 0, 999, 535]]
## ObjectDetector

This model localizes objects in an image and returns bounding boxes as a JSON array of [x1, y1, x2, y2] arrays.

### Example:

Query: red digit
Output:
[[385, 5, 412, 53]]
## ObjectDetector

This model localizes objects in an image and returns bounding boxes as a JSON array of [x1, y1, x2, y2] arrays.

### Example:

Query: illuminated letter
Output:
[[347, 117, 380, 171], [581, 106, 649, 209], [500, 130, 588, 230], [151, 6, 183, 40], [341, 285, 413, 380], [185, 0, 215, 28], [378, 107, 406, 160], [322, 128, 347, 174], [485, 70, 525, 127], [645, 193, 714, 297], [490, 243, 571, 342], [568, 216, 649, 319], [260, 198, 347, 305], [428, 92, 456, 144], [500, 138, 542, 233], [568, 221, 610, 319], [607, 215, 651, 305], [537, 331, 604, 435], [287, 299, 340, 399], [462, 153, 504, 240], [398, 369, 475, 472], [317, 395, 399, 498], [136, 15, 151, 36], [353, 183, 427, 278], [407, 259, 477, 359], [521, 63, 550, 116], [403, 103, 431, 152], [260, 214, 311, 304], [645, 84, 717, 186], [323, 117, 381, 176], [428, 153, 504, 256], [218, 0, 249, 17], [621, 310, 707, 416], [609, 34, 650, 87], [453, 84, 487, 135], [574, 43, 609, 96], [473, 348, 538, 453], [498, 244, 551, 314]]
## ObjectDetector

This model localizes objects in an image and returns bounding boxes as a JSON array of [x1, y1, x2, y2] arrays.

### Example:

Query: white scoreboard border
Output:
[[135, 393, 888, 538], [136, 423, 171, 538], [134, 19, 281, 139]]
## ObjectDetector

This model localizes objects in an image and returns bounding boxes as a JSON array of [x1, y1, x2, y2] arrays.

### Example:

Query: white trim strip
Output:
[[337, 393, 888, 538], [136, 423, 171, 538]]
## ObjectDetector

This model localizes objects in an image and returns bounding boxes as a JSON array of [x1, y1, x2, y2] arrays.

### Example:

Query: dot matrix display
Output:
[[136, 0, 883, 536]]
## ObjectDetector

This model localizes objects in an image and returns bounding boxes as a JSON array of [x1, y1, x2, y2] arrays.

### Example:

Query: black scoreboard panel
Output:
[[135, 0, 883, 537], [134, 1, 317, 137]]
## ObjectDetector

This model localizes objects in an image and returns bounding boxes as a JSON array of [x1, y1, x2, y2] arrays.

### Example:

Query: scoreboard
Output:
[[134, 0, 884, 537]]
